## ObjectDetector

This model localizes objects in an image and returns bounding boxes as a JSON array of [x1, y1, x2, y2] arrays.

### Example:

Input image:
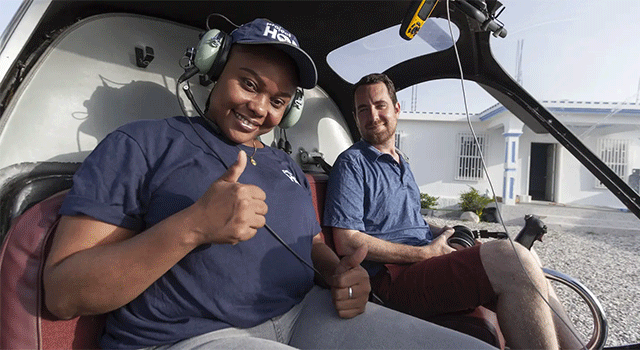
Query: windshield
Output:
[[330, 1, 640, 208], [329, 0, 640, 347], [493, 0, 640, 204], [491, 3, 640, 346]]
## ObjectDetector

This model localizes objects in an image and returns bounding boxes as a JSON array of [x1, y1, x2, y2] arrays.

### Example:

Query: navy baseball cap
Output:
[[230, 18, 317, 89]]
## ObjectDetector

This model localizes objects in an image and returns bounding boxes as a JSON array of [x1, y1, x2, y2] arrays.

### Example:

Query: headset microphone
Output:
[[178, 66, 200, 84], [277, 137, 285, 151]]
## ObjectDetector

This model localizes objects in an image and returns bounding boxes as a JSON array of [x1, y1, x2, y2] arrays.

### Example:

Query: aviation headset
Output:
[[186, 19, 312, 129]]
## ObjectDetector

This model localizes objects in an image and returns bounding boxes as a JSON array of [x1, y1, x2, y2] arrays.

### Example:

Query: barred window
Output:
[[595, 138, 629, 188], [456, 133, 487, 181], [395, 131, 403, 151]]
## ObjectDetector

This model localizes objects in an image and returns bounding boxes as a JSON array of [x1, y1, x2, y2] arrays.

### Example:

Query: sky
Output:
[[492, 1, 640, 103]]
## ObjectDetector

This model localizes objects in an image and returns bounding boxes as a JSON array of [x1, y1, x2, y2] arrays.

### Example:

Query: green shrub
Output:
[[420, 193, 439, 209], [459, 187, 493, 217]]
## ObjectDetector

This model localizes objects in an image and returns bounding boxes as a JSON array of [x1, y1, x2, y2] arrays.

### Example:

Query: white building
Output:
[[398, 101, 640, 210]]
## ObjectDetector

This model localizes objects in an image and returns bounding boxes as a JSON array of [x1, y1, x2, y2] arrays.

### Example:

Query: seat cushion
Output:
[[304, 172, 504, 349], [0, 190, 104, 349]]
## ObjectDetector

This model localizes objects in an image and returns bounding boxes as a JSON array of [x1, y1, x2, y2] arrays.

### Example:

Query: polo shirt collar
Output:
[[357, 140, 404, 163]]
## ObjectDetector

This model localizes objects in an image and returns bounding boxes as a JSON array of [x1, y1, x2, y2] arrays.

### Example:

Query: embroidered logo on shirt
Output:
[[282, 169, 300, 185]]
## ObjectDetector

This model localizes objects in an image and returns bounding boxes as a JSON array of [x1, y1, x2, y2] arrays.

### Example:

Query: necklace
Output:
[[239, 139, 258, 166], [196, 115, 258, 166]]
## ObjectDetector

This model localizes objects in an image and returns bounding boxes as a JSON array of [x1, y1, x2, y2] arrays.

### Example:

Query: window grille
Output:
[[595, 138, 628, 188], [456, 133, 487, 181], [395, 131, 403, 151]]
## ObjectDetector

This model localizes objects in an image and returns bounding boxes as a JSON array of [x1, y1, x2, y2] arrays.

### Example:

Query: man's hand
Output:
[[190, 151, 268, 245], [422, 227, 456, 257], [433, 225, 454, 237], [330, 245, 371, 318]]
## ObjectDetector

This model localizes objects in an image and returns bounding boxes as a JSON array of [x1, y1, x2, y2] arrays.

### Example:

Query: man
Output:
[[43, 20, 494, 349], [324, 73, 582, 350]]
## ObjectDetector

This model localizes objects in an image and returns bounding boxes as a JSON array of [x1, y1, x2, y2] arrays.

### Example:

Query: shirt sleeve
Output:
[[59, 130, 149, 231], [323, 157, 366, 231]]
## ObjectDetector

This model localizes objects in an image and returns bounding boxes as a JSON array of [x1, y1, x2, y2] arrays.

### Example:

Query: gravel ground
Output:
[[425, 215, 640, 348]]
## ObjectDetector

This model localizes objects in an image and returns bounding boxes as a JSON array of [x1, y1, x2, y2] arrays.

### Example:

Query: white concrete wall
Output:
[[400, 115, 638, 210], [501, 127, 633, 209], [555, 128, 639, 209], [397, 118, 504, 209]]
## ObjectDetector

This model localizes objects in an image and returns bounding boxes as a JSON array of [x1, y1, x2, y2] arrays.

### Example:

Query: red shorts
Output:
[[371, 245, 497, 319]]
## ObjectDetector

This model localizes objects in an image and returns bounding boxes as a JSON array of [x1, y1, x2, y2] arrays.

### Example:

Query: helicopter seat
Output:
[[0, 167, 502, 350], [0, 162, 104, 349], [305, 173, 505, 349]]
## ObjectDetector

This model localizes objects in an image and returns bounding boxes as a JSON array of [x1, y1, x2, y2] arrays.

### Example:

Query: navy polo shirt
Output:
[[323, 140, 433, 274], [60, 116, 318, 349]]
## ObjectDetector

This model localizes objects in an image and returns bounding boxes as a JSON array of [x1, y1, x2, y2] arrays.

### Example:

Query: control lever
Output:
[[513, 214, 547, 249], [299, 149, 332, 174], [448, 214, 546, 250], [475, 229, 508, 239]]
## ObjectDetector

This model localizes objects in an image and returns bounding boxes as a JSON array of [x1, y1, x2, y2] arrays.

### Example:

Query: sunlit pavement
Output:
[[498, 202, 640, 235]]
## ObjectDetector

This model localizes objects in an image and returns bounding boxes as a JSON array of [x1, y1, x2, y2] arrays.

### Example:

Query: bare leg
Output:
[[548, 288, 586, 349], [480, 240, 559, 350], [530, 249, 585, 350]]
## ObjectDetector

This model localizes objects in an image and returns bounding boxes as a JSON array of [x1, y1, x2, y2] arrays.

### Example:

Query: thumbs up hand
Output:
[[189, 151, 268, 245], [330, 244, 371, 318]]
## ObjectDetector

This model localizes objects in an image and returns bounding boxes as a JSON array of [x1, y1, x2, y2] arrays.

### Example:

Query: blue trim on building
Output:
[[503, 132, 522, 137], [502, 176, 507, 199], [504, 143, 508, 163], [511, 141, 516, 163], [509, 177, 515, 199], [479, 106, 506, 121], [548, 106, 640, 115], [478, 103, 640, 121]]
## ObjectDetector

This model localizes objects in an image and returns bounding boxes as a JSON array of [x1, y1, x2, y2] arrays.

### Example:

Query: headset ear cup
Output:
[[193, 29, 231, 81], [279, 88, 304, 129], [449, 225, 476, 249]]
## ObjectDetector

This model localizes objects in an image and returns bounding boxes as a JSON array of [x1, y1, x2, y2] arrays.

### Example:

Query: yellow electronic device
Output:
[[400, 0, 440, 40]]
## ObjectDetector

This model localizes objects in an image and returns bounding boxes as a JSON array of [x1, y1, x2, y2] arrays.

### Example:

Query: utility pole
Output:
[[515, 39, 524, 85]]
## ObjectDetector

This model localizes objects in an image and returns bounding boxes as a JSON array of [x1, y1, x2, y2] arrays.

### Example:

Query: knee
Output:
[[481, 240, 547, 293], [492, 239, 533, 262]]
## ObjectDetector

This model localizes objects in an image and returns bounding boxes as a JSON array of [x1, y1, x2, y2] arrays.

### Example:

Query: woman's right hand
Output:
[[189, 150, 268, 245], [44, 152, 267, 319]]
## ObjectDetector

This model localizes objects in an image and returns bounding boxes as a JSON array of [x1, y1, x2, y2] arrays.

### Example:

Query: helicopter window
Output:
[[388, 2, 640, 347], [489, 1, 640, 205], [326, 18, 458, 84]]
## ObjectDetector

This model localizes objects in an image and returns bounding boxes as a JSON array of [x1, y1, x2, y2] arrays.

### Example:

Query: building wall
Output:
[[397, 119, 504, 208], [399, 115, 639, 210], [520, 127, 639, 209]]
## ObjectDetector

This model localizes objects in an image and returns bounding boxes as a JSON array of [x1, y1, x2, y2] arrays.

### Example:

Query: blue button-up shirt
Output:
[[324, 140, 433, 274]]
